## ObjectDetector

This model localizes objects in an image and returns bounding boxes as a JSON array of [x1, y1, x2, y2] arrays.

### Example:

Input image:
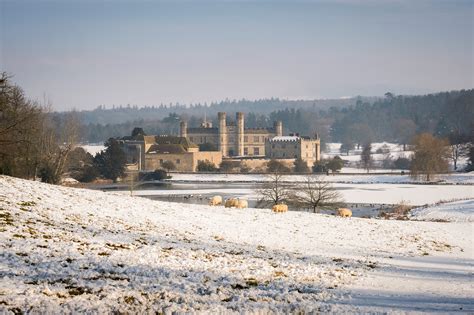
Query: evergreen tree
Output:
[[360, 143, 373, 173], [94, 138, 127, 182], [293, 158, 310, 173]]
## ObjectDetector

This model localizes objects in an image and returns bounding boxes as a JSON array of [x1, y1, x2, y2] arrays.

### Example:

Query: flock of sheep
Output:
[[208, 195, 352, 217]]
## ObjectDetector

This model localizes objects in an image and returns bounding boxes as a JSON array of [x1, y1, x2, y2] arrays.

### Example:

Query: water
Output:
[[97, 181, 395, 218]]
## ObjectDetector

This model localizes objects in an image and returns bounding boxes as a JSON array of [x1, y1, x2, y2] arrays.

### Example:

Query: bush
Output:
[[219, 160, 240, 172], [293, 158, 310, 173], [39, 165, 59, 184], [312, 160, 328, 173], [267, 159, 291, 173], [76, 165, 99, 183], [393, 157, 411, 170], [326, 156, 344, 172], [197, 160, 218, 172], [239, 162, 251, 173], [161, 160, 176, 171], [140, 169, 169, 181]]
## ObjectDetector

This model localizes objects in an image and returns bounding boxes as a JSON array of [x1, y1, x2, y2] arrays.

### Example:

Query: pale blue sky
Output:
[[1, 0, 472, 110]]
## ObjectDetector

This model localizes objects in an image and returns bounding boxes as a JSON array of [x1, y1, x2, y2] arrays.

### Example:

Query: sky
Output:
[[1, 0, 473, 111]]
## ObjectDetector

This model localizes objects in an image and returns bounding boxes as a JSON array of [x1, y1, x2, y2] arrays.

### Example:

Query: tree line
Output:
[[74, 90, 473, 153], [0, 73, 79, 183]]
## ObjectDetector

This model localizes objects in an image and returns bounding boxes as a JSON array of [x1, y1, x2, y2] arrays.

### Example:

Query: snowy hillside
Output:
[[0, 176, 472, 313], [410, 200, 474, 222]]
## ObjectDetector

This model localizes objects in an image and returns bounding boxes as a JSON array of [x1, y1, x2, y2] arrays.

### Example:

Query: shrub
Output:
[[140, 169, 169, 181], [326, 156, 344, 172], [393, 157, 411, 170], [197, 160, 218, 172], [161, 160, 176, 171], [293, 158, 310, 173], [77, 165, 99, 183], [219, 160, 240, 172], [312, 160, 328, 173], [267, 159, 291, 173]]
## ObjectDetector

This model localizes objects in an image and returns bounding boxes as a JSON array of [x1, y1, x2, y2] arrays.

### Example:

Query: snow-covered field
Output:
[[411, 200, 474, 222], [1, 175, 473, 313]]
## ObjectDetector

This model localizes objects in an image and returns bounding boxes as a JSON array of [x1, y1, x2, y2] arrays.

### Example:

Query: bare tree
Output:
[[410, 133, 450, 181], [0, 73, 44, 178], [256, 172, 293, 206], [293, 175, 343, 212], [448, 131, 469, 171], [38, 111, 80, 183]]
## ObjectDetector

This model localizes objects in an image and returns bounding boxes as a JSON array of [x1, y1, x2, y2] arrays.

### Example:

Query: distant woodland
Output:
[[55, 90, 473, 148]]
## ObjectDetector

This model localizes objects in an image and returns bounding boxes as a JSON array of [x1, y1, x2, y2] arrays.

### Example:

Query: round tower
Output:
[[218, 112, 227, 156], [236, 112, 244, 156], [274, 121, 283, 137], [179, 121, 187, 138]]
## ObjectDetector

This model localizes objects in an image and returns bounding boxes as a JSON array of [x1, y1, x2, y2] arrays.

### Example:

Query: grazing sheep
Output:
[[209, 195, 223, 206], [237, 199, 248, 209], [272, 204, 288, 213], [225, 198, 240, 208], [337, 208, 352, 218]]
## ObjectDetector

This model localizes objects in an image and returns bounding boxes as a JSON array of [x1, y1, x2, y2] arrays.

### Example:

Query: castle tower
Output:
[[218, 112, 227, 155], [179, 121, 187, 138], [236, 112, 244, 156], [274, 121, 283, 136]]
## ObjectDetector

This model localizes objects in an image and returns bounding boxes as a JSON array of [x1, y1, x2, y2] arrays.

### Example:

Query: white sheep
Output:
[[337, 208, 352, 218], [209, 195, 223, 206], [272, 204, 288, 213]]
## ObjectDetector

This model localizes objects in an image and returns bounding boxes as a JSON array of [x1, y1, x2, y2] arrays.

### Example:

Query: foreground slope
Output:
[[0, 176, 472, 313]]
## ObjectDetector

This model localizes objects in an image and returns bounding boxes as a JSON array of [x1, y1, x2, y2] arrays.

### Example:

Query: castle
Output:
[[180, 112, 283, 157]]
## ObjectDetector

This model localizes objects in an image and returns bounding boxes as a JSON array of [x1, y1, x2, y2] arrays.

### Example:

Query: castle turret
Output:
[[274, 121, 283, 137], [179, 121, 187, 138], [218, 112, 227, 156], [236, 112, 244, 156]]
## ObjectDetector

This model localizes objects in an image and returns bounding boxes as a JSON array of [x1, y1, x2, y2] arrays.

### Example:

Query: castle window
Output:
[[254, 147, 260, 155], [244, 136, 248, 142], [254, 136, 259, 142], [176, 159, 180, 164], [272, 144, 275, 149], [244, 147, 248, 155], [261, 136, 265, 142]]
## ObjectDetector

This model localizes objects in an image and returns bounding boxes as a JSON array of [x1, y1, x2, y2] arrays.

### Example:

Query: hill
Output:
[[0, 175, 472, 313]]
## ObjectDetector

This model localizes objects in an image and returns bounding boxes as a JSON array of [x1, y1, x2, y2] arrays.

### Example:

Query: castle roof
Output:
[[153, 135, 198, 149], [269, 136, 300, 142], [146, 144, 188, 154]]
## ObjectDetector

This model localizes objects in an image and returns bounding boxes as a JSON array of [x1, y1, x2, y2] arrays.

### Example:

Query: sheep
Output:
[[337, 208, 352, 218], [209, 195, 223, 206], [225, 198, 240, 208], [272, 204, 288, 213], [237, 199, 248, 209]]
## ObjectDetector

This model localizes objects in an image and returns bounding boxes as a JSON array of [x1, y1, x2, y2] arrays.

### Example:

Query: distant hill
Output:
[[61, 97, 375, 125], [59, 90, 473, 145]]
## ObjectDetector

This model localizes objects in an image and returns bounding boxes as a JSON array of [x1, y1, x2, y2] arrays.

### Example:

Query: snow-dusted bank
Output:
[[0, 175, 473, 313]]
